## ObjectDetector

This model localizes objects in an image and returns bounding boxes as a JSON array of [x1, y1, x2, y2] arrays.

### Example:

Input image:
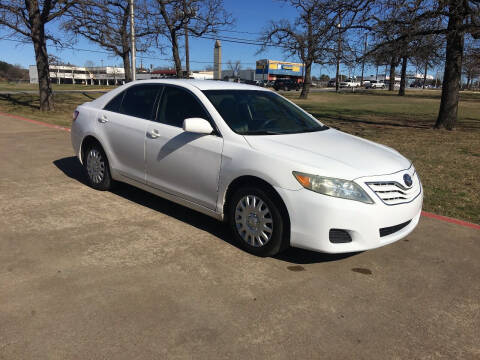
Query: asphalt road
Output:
[[0, 114, 479, 359]]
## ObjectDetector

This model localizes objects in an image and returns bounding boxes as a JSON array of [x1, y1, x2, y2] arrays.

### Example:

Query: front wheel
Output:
[[228, 187, 289, 257], [84, 144, 113, 191]]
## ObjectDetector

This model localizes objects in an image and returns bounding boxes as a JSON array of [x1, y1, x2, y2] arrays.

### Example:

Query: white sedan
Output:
[[71, 80, 422, 256]]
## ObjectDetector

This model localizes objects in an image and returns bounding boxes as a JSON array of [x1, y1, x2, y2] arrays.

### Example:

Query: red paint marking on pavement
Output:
[[0, 111, 71, 132], [422, 211, 480, 230]]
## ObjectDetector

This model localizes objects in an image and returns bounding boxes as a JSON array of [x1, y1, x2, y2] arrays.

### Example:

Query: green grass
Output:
[[285, 90, 480, 224], [0, 92, 102, 127], [0, 81, 114, 92], [0, 88, 479, 224]]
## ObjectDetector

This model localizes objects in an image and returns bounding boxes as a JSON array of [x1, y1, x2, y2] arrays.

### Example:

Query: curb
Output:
[[1, 110, 479, 231], [421, 211, 480, 230], [0, 111, 71, 132]]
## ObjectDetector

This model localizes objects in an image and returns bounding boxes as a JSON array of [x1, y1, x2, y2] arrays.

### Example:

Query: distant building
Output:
[[221, 69, 255, 81], [255, 59, 304, 82], [191, 71, 214, 80], [363, 73, 434, 82], [29, 65, 126, 85]]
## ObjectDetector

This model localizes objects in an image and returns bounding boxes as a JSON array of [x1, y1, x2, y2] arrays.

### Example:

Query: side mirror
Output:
[[183, 118, 213, 135]]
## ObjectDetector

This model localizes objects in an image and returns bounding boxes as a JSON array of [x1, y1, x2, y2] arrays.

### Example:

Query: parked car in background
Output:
[[339, 81, 360, 88], [273, 79, 301, 91], [365, 80, 385, 89], [327, 79, 336, 87]]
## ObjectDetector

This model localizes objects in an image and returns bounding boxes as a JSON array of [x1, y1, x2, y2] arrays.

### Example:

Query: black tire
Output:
[[83, 143, 113, 191], [228, 186, 289, 257]]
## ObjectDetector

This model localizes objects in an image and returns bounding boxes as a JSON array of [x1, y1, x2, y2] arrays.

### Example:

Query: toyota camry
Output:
[[71, 80, 422, 256]]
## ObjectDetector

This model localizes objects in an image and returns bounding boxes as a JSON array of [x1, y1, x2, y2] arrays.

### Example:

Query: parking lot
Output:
[[1, 113, 479, 359]]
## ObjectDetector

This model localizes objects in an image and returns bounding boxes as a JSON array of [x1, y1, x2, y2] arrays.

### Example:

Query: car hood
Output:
[[243, 129, 410, 180]]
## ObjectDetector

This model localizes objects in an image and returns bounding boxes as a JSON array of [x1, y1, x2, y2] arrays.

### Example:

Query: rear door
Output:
[[96, 84, 162, 182]]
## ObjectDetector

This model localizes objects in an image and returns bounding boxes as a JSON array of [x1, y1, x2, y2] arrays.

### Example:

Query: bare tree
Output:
[[261, 0, 371, 99], [365, 0, 480, 129], [411, 34, 444, 89], [463, 38, 480, 89], [63, 0, 153, 82], [227, 60, 241, 78], [148, 0, 232, 78], [0, 0, 75, 110]]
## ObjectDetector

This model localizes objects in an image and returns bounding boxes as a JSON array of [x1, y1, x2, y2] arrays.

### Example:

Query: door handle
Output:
[[97, 116, 109, 123], [148, 129, 160, 139]]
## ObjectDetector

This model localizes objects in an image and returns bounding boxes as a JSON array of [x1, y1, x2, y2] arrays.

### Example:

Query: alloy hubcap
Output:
[[235, 195, 273, 247], [86, 149, 105, 184]]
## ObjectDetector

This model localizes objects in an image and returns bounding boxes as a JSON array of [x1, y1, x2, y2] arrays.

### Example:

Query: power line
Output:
[[0, 34, 292, 65], [217, 29, 264, 36]]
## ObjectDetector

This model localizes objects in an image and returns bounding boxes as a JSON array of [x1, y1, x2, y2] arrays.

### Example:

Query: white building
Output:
[[29, 65, 218, 84], [221, 69, 256, 81], [363, 73, 434, 82], [29, 65, 126, 85], [190, 71, 214, 80]]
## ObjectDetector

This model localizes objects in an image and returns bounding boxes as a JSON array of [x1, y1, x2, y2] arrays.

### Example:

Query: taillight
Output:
[[72, 110, 79, 122]]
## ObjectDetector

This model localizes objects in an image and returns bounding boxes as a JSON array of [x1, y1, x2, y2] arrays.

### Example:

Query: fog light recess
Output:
[[329, 229, 352, 243]]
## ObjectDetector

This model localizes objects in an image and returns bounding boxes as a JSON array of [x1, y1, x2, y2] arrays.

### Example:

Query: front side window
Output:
[[203, 90, 328, 135], [157, 86, 209, 127], [118, 84, 162, 120]]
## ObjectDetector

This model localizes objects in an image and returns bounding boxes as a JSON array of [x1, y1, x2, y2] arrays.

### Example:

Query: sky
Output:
[[0, 0, 422, 78]]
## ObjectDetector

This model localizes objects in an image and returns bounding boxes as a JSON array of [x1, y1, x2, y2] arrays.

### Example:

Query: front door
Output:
[[145, 85, 223, 210]]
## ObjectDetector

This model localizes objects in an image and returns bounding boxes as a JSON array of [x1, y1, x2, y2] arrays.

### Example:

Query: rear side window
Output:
[[119, 84, 162, 120], [104, 91, 124, 113], [157, 86, 209, 127]]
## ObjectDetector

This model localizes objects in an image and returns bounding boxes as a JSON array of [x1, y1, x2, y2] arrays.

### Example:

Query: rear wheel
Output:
[[228, 186, 289, 256], [84, 143, 112, 191]]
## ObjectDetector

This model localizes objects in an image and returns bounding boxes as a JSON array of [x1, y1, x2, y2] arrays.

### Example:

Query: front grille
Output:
[[379, 220, 411, 237], [366, 172, 421, 205], [329, 229, 352, 243]]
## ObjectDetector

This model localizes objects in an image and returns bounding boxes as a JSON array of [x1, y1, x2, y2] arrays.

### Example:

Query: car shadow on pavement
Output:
[[53, 156, 359, 265]]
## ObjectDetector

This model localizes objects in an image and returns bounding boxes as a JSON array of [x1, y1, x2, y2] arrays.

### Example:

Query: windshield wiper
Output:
[[300, 125, 329, 133], [240, 130, 283, 135]]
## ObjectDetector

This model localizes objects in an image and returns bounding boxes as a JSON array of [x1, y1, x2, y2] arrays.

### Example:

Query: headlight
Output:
[[293, 172, 374, 204]]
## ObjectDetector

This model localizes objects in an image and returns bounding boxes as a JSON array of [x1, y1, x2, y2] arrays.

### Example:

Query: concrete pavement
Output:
[[0, 114, 479, 359]]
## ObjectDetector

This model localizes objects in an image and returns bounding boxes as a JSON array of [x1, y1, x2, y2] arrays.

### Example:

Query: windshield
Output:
[[203, 90, 328, 135]]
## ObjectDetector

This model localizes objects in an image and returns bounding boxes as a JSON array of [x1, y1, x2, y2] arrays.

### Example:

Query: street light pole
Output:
[[129, 0, 136, 81]]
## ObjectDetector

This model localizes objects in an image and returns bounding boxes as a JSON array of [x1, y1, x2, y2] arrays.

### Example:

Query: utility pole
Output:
[[183, 1, 190, 78], [360, 33, 367, 86], [129, 0, 136, 81]]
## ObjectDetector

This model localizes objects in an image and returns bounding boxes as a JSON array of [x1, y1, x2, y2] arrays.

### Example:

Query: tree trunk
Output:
[[170, 31, 182, 78], [435, 1, 464, 130], [29, 6, 53, 111], [300, 61, 312, 99], [184, 30, 190, 77], [423, 62, 428, 89], [122, 51, 132, 83], [399, 56, 408, 96], [389, 57, 396, 91]]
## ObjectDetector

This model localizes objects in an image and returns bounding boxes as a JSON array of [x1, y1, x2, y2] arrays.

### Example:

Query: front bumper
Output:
[[275, 181, 423, 253]]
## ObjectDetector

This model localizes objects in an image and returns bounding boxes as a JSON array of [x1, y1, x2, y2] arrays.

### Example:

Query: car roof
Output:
[[126, 79, 268, 91], [86, 79, 271, 109]]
